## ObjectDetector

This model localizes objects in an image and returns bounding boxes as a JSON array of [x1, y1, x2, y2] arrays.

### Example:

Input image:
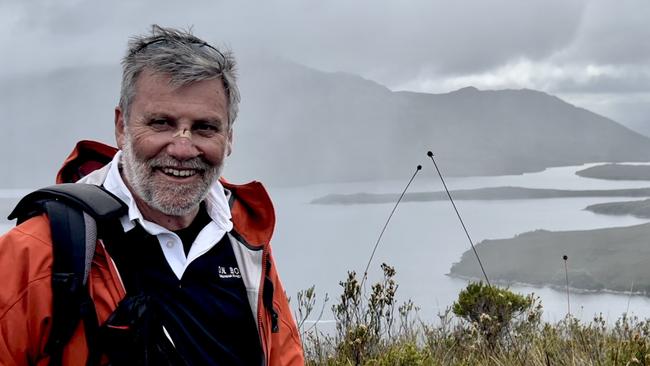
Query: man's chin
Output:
[[146, 185, 210, 217], [151, 202, 200, 217]]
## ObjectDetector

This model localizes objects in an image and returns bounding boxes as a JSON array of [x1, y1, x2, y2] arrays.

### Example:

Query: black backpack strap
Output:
[[8, 183, 127, 224], [8, 184, 127, 366], [44, 200, 93, 366]]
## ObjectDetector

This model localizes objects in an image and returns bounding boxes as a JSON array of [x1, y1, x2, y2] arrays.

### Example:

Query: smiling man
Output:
[[117, 69, 231, 228], [0, 25, 303, 365]]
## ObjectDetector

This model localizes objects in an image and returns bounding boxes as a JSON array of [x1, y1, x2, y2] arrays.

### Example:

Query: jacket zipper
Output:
[[258, 247, 270, 366]]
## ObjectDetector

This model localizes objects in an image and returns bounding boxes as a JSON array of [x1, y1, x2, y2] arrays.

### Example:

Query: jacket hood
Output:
[[57, 140, 275, 247]]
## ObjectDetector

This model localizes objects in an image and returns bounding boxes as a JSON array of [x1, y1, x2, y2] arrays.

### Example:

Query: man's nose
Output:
[[166, 133, 201, 160]]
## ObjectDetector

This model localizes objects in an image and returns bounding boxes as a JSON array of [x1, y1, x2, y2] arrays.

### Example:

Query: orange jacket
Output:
[[0, 140, 304, 365]]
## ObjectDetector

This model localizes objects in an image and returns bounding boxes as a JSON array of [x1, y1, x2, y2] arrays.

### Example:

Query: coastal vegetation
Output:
[[311, 186, 650, 205], [576, 164, 650, 181], [586, 199, 650, 219], [298, 265, 650, 365], [449, 223, 650, 294]]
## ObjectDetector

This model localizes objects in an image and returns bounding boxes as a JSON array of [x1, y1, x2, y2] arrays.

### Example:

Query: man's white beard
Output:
[[121, 134, 222, 217]]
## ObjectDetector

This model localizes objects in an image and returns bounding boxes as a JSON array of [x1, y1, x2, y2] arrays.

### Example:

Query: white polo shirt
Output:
[[102, 151, 233, 280]]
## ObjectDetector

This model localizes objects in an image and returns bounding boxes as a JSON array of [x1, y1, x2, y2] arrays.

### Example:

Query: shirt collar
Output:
[[102, 150, 233, 235]]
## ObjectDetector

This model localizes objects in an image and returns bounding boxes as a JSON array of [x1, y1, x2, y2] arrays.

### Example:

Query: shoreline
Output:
[[312, 186, 650, 205], [447, 273, 650, 299], [449, 222, 650, 297], [576, 163, 650, 181]]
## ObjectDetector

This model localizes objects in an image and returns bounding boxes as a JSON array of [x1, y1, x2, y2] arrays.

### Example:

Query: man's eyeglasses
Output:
[[129, 37, 226, 61]]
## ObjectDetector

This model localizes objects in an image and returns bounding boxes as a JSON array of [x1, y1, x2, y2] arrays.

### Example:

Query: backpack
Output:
[[8, 183, 127, 366]]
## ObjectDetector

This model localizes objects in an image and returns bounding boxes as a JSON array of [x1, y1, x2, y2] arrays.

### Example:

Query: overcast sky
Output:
[[2, 0, 649, 130]]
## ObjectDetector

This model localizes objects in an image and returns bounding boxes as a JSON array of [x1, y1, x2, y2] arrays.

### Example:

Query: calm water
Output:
[[3, 163, 650, 324], [268, 163, 650, 324]]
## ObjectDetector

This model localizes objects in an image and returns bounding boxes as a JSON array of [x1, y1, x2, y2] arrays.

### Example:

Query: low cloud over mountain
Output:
[[3, 58, 650, 188]]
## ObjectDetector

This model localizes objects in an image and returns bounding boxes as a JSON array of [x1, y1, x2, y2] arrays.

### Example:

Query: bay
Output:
[[268, 162, 650, 324]]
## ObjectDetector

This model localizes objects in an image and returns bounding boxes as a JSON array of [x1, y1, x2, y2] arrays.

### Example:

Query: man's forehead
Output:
[[135, 69, 225, 94], [130, 71, 228, 122], [133, 70, 227, 104]]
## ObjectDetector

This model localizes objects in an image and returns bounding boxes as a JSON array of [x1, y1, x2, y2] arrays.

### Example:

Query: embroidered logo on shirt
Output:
[[218, 266, 242, 279]]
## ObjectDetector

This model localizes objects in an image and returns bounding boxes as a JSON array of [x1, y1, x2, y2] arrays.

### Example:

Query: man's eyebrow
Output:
[[196, 117, 224, 124], [142, 112, 175, 120]]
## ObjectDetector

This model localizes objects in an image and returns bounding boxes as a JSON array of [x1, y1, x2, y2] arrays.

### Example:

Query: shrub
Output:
[[452, 281, 538, 345], [330, 263, 399, 364]]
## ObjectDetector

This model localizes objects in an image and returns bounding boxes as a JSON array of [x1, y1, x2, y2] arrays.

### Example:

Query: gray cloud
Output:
[[212, 0, 587, 84], [3, 0, 586, 79], [552, 67, 650, 94], [553, 0, 650, 66], [1, 0, 647, 129]]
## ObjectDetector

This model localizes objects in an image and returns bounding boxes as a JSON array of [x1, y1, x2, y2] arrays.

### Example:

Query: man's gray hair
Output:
[[119, 25, 240, 126]]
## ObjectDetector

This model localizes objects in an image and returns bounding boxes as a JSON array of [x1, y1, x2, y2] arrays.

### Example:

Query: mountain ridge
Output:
[[2, 58, 650, 187]]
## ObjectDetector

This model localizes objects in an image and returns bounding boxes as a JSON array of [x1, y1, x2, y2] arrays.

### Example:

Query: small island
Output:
[[449, 223, 650, 294], [311, 186, 650, 205], [576, 163, 650, 181], [586, 199, 650, 219]]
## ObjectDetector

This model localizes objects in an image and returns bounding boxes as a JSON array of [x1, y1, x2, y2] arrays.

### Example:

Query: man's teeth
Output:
[[162, 168, 197, 177]]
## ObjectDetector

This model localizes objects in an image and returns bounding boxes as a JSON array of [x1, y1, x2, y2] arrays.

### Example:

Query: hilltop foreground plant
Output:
[[452, 281, 541, 346], [297, 264, 650, 365]]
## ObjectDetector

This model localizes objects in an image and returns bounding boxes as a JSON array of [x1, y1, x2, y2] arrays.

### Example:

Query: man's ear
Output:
[[115, 107, 126, 150], [226, 128, 233, 157]]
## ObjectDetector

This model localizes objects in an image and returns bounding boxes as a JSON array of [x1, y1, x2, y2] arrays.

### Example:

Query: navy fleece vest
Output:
[[105, 216, 263, 365]]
